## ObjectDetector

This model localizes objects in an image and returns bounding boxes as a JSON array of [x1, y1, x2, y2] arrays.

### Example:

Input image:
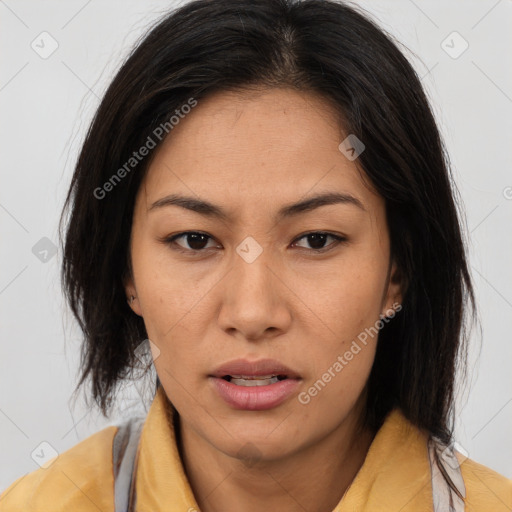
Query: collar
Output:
[[336, 407, 432, 510], [134, 386, 432, 511], [134, 385, 200, 510]]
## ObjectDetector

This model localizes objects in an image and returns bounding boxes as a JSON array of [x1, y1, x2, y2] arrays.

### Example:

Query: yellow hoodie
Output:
[[1, 385, 510, 511]]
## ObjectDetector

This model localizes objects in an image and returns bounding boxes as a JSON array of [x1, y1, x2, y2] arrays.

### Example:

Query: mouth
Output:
[[220, 374, 289, 386], [209, 358, 301, 410]]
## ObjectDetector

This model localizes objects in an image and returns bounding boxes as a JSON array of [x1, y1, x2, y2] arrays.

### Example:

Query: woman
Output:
[[1, 0, 510, 510]]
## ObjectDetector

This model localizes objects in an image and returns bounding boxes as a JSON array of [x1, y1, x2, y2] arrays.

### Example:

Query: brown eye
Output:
[[165, 232, 217, 252], [293, 232, 346, 252]]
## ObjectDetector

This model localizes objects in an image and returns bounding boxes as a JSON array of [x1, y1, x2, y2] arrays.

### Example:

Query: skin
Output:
[[125, 87, 403, 512]]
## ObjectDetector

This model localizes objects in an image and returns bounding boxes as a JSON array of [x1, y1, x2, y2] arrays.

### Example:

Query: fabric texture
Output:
[[1, 385, 511, 511]]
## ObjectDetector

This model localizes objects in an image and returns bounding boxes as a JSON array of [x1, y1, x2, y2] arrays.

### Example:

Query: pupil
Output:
[[308, 233, 326, 250], [187, 233, 208, 250]]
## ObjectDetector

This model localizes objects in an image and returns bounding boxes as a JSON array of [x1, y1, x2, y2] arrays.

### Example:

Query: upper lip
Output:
[[210, 358, 301, 379]]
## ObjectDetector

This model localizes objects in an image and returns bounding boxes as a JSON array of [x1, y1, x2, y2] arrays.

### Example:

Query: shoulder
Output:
[[458, 453, 512, 511], [0, 424, 118, 512]]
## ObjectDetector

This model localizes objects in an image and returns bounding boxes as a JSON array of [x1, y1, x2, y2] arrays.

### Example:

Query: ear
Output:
[[124, 274, 143, 317], [381, 259, 404, 318]]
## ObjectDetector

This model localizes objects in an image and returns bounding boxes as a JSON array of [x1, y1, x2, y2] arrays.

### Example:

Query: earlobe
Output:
[[124, 276, 143, 316], [381, 261, 404, 318]]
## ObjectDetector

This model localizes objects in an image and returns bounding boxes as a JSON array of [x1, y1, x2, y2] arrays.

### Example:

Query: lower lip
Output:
[[210, 377, 301, 411]]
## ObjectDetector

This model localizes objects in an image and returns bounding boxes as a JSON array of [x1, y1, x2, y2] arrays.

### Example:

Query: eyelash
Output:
[[160, 231, 347, 255]]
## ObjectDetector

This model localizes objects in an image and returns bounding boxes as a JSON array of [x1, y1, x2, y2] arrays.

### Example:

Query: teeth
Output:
[[230, 375, 280, 386], [230, 374, 277, 379]]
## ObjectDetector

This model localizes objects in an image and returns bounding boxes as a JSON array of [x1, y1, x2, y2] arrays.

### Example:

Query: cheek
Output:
[[132, 243, 215, 375], [297, 257, 386, 396], [132, 242, 189, 330], [305, 259, 387, 342], [299, 330, 377, 419]]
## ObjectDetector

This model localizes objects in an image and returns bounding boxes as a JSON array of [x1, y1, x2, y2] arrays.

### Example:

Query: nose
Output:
[[216, 244, 292, 342]]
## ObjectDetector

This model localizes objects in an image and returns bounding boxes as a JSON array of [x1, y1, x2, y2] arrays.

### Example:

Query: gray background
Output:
[[1, 0, 511, 491]]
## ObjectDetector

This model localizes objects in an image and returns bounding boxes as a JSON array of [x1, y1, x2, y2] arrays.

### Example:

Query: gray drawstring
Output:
[[113, 416, 145, 512], [428, 435, 466, 512]]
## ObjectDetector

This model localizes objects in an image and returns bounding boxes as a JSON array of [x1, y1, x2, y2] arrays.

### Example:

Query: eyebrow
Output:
[[148, 191, 366, 222]]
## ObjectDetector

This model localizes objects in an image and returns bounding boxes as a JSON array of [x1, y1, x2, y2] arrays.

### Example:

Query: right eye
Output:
[[161, 231, 219, 253]]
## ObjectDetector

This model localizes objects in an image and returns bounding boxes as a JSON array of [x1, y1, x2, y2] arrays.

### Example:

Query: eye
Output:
[[292, 232, 346, 252], [164, 231, 218, 253]]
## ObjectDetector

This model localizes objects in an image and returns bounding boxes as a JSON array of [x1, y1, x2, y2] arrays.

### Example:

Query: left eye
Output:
[[293, 232, 346, 251], [162, 231, 345, 253]]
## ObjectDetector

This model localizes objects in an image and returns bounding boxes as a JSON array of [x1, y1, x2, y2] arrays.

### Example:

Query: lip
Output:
[[210, 358, 301, 379], [209, 358, 301, 411]]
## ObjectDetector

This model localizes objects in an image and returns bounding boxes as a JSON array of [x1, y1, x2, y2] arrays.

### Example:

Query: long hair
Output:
[[60, 0, 476, 458]]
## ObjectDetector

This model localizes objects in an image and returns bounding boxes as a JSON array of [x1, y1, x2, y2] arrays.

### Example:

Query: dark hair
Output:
[[60, 0, 476, 457]]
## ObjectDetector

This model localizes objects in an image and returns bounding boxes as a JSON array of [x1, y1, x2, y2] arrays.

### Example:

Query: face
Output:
[[125, 87, 402, 462]]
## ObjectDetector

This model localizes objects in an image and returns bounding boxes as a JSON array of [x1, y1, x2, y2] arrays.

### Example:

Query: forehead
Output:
[[139, 87, 381, 219]]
